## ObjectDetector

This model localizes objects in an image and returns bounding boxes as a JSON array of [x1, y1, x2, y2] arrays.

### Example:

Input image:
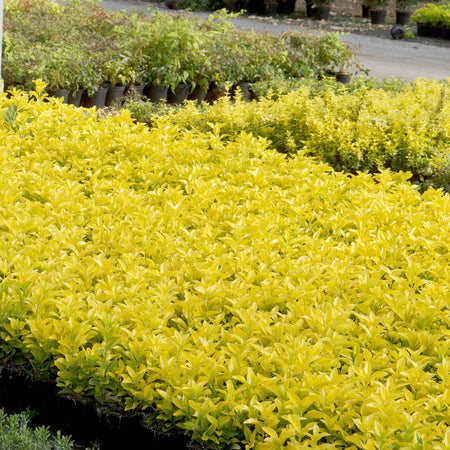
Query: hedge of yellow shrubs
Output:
[[1, 83, 450, 449], [144, 78, 450, 190]]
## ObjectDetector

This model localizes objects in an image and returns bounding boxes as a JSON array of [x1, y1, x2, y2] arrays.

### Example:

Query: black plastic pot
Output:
[[134, 85, 145, 96], [205, 81, 226, 104], [249, 0, 265, 13], [314, 5, 330, 20], [241, 0, 251, 11], [222, 0, 240, 12], [336, 73, 352, 84], [165, 0, 183, 9], [68, 89, 84, 107], [187, 85, 207, 103], [167, 83, 191, 104], [391, 24, 405, 39], [47, 89, 70, 104], [82, 86, 109, 108], [276, 0, 295, 14], [105, 85, 126, 107], [231, 81, 252, 101], [145, 84, 169, 103], [395, 11, 412, 25], [370, 9, 386, 25], [361, 4, 371, 18], [417, 23, 432, 37], [431, 26, 442, 38], [264, 1, 278, 15], [306, 0, 314, 17]]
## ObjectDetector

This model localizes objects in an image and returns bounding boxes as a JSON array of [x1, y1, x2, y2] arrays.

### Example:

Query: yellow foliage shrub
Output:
[[153, 78, 450, 189], [0, 83, 450, 448]]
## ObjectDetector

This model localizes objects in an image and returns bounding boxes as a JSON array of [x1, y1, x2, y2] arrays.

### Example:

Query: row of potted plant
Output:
[[3, 0, 362, 105], [411, 2, 450, 38], [307, 0, 419, 24], [362, 0, 418, 24], [218, 0, 419, 26]]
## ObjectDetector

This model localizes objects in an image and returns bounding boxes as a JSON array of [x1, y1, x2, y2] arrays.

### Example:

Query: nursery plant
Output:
[[102, 53, 137, 87], [395, 0, 417, 12], [0, 409, 74, 450], [2, 0, 361, 95]]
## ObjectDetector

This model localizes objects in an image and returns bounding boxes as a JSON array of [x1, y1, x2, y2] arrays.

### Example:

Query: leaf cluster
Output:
[[411, 2, 450, 26], [0, 408, 74, 449]]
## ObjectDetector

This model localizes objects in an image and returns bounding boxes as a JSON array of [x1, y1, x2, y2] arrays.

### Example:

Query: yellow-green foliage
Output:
[[1, 83, 450, 449], [154, 78, 450, 180]]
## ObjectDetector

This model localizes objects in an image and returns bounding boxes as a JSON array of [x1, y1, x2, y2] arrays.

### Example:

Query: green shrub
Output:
[[0, 409, 74, 450], [411, 1, 450, 25]]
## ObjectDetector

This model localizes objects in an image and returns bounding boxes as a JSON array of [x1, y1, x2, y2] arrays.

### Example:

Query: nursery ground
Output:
[[101, 0, 450, 81]]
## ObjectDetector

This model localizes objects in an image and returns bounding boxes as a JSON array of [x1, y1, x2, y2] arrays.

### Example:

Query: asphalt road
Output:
[[102, 0, 450, 81]]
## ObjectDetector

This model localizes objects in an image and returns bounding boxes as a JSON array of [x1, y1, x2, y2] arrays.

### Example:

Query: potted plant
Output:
[[2, 44, 39, 92], [102, 53, 137, 106], [312, 0, 334, 20], [442, 8, 450, 40], [321, 35, 358, 83], [411, 5, 433, 36], [428, 3, 446, 38], [36, 47, 79, 103], [361, 0, 371, 18], [72, 50, 105, 108], [365, 0, 389, 24], [278, 0, 296, 14], [395, 0, 417, 25], [264, 0, 278, 15], [222, 0, 241, 12], [412, 3, 447, 38], [305, 0, 315, 17]]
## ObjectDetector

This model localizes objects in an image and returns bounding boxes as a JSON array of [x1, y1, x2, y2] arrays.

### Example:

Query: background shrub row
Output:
[[412, 1, 450, 26], [2, 0, 358, 95], [126, 77, 450, 192]]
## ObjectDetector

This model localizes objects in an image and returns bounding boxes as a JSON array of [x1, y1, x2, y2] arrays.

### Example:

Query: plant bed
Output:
[[2, 83, 450, 449]]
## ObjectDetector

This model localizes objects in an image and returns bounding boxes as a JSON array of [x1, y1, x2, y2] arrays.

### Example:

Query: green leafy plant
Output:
[[364, 0, 389, 9], [281, 31, 364, 79], [395, 0, 418, 12], [411, 2, 450, 25], [102, 53, 137, 87], [3, 1, 361, 94], [0, 409, 74, 450]]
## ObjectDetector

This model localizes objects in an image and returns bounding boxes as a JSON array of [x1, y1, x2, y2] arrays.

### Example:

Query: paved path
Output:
[[102, 0, 450, 81]]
